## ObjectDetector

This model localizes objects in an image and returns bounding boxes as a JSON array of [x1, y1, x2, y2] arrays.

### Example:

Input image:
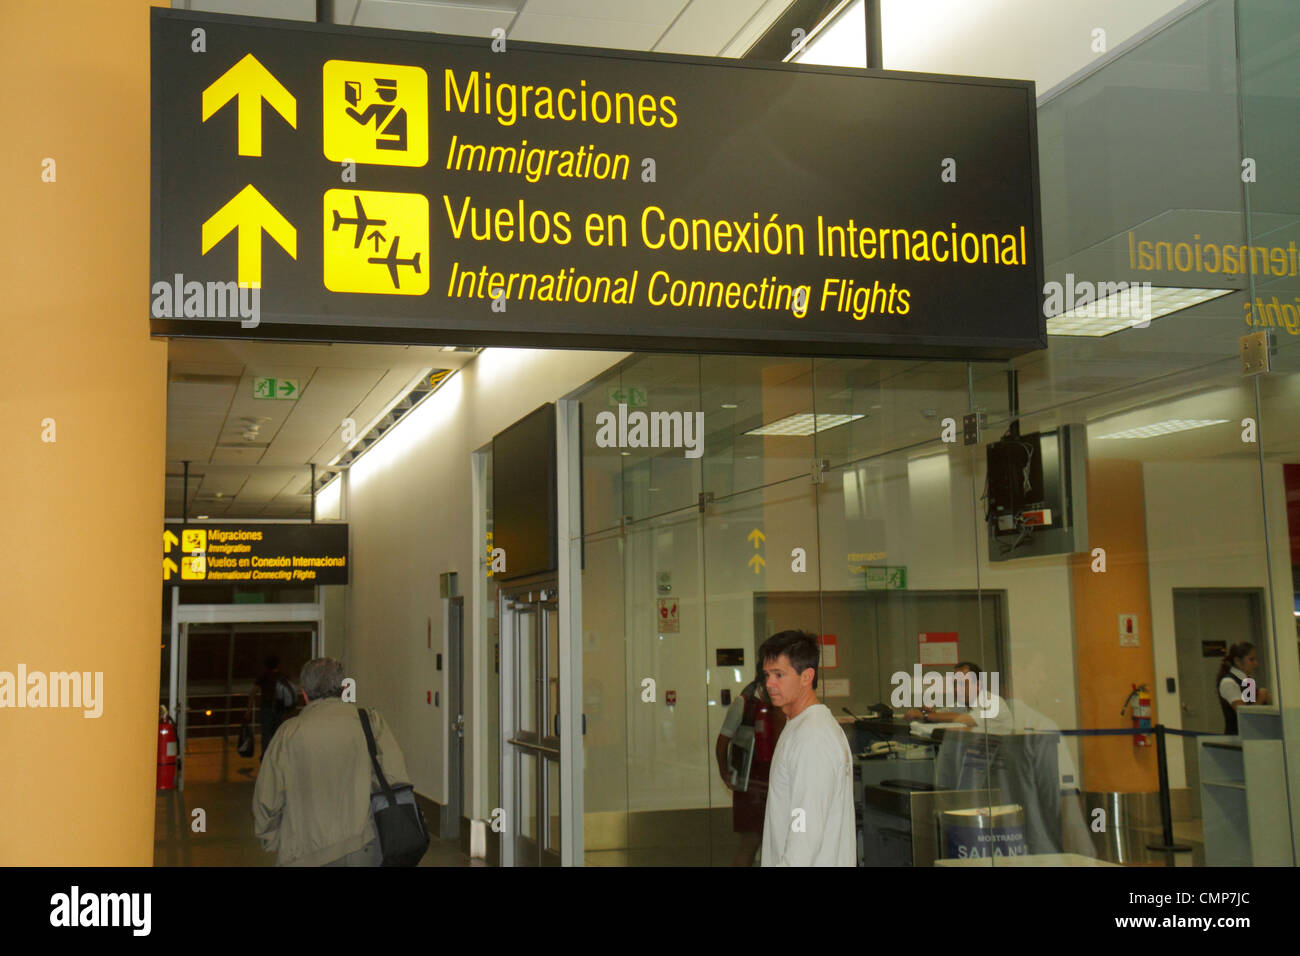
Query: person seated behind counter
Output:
[[903, 662, 1011, 733], [1217, 642, 1272, 734]]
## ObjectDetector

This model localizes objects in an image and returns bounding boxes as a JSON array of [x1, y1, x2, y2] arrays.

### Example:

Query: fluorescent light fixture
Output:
[[327, 367, 439, 466], [745, 412, 864, 436], [196, 514, 209, 520], [721, 403, 738, 409], [1095, 419, 1230, 439], [440, 346, 456, 352], [1047, 286, 1232, 336]]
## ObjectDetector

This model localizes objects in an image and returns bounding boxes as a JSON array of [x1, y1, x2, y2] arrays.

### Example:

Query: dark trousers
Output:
[[259, 709, 285, 762]]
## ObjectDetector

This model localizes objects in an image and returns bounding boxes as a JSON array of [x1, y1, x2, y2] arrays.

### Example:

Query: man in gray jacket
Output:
[[253, 657, 413, 866]]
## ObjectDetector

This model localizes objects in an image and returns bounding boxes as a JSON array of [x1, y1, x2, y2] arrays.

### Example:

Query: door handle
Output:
[[552, 714, 588, 735]]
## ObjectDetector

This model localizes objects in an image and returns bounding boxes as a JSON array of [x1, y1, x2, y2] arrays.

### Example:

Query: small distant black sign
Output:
[[1202, 640, 1227, 658], [717, 648, 745, 666], [163, 523, 348, 586]]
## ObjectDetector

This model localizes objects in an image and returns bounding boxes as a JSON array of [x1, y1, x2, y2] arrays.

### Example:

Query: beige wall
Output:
[[0, 0, 168, 864], [1144, 460, 1299, 791], [342, 348, 625, 819]]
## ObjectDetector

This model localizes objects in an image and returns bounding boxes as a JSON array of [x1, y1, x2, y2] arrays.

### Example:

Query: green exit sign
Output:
[[607, 385, 647, 407], [863, 566, 907, 590], [253, 377, 299, 400]]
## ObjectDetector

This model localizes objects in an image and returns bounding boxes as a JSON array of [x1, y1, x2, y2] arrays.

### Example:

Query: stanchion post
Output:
[[1147, 723, 1192, 853]]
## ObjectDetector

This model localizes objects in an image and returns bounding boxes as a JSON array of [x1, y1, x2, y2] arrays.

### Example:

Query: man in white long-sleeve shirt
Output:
[[759, 630, 855, 866]]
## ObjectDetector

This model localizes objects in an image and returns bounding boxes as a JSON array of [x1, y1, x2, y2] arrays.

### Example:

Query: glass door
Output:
[[502, 582, 562, 866]]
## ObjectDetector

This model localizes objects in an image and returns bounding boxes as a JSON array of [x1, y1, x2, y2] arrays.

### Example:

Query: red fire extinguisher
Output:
[[1121, 684, 1152, 747], [157, 705, 178, 790]]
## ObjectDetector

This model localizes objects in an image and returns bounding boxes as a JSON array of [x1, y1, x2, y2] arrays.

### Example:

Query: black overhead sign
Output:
[[162, 523, 349, 586], [150, 9, 1044, 359]]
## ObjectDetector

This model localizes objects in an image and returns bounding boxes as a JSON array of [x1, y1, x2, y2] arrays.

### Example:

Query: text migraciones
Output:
[[444, 70, 678, 129]]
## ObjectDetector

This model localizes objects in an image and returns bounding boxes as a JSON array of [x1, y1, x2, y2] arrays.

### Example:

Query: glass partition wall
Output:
[[565, 0, 1298, 866]]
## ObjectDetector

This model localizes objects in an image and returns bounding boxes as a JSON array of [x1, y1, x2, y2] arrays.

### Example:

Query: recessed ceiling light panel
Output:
[[744, 412, 864, 436], [1095, 418, 1230, 439], [1047, 286, 1232, 336]]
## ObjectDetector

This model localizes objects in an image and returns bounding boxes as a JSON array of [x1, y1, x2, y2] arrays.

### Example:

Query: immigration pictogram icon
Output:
[[181, 529, 208, 581], [322, 60, 428, 167], [323, 189, 429, 295]]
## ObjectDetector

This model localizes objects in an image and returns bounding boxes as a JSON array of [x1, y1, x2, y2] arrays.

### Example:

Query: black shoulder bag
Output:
[[358, 709, 430, 866]]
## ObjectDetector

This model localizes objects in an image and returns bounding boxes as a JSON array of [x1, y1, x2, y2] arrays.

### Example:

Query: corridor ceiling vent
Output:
[[1095, 418, 1231, 439], [745, 412, 865, 436], [313, 366, 455, 494], [1046, 286, 1232, 336]]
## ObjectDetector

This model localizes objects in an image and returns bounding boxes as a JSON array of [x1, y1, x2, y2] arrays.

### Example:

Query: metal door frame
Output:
[[447, 595, 465, 838], [494, 399, 584, 866], [500, 579, 562, 865], [168, 589, 325, 789]]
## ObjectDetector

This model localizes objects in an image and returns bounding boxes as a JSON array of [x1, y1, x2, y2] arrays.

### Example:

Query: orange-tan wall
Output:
[[1070, 459, 1157, 792], [0, 0, 167, 864]]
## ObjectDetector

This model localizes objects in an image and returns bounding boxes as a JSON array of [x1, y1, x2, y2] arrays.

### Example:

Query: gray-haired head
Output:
[[299, 657, 345, 701]]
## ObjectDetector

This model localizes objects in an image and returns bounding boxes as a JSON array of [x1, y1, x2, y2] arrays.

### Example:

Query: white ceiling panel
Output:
[[209, 445, 268, 465], [522, 0, 684, 25], [349, 0, 517, 35], [168, 381, 236, 411], [656, 0, 768, 54], [511, 13, 664, 50], [261, 366, 389, 465], [716, 0, 789, 56], [239, 469, 307, 501], [187, 0, 316, 21], [215, 368, 315, 452], [197, 472, 250, 497]]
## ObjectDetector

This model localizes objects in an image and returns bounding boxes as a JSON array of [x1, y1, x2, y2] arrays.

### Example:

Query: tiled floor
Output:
[[154, 736, 476, 867], [160, 738, 1206, 867]]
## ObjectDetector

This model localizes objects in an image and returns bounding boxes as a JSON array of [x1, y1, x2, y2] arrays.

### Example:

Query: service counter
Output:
[[842, 719, 1065, 866]]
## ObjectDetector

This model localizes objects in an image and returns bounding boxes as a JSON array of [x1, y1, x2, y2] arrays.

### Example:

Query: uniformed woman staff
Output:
[[1217, 642, 1272, 734]]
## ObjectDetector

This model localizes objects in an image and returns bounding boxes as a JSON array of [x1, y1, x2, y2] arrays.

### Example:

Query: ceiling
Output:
[[181, 0, 793, 56], [165, 340, 476, 518]]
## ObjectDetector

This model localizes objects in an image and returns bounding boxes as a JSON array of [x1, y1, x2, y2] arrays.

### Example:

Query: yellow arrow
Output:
[[748, 553, 766, 574], [163, 557, 179, 581], [747, 528, 766, 547], [201, 53, 297, 157], [202, 185, 297, 287], [163, 530, 179, 551]]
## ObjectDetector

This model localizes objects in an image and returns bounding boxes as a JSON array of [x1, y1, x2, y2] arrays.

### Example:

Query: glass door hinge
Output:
[[1240, 330, 1275, 376]]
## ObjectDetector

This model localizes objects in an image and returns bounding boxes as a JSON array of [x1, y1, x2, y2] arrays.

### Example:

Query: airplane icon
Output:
[[331, 195, 388, 249], [367, 235, 421, 289]]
